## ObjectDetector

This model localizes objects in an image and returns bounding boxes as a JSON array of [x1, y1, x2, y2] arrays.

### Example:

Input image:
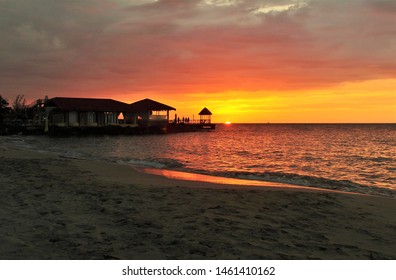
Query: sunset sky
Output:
[[0, 0, 395, 123]]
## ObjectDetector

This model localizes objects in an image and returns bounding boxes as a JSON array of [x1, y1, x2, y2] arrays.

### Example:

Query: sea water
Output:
[[6, 124, 396, 197]]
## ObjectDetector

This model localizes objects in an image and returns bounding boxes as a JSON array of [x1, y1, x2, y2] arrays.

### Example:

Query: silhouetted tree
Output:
[[0, 95, 9, 125], [0, 95, 8, 110], [10, 94, 28, 124], [12, 94, 26, 112]]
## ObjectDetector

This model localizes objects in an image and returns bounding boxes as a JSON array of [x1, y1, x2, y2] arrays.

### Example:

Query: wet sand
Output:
[[1, 142, 395, 259]]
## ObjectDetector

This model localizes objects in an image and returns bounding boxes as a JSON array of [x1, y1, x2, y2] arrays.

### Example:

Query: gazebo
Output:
[[198, 107, 212, 124], [129, 98, 176, 128]]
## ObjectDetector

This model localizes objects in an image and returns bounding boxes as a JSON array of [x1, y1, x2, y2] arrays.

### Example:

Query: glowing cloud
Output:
[[254, 2, 306, 14]]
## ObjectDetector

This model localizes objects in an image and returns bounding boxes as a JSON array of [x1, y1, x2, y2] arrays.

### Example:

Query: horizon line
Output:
[[215, 122, 396, 125]]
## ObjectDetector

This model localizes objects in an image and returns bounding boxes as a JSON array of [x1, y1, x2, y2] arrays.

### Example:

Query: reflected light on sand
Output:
[[142, 168, 344, 193]]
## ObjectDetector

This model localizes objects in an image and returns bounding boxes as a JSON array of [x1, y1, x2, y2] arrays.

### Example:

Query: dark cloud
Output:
[[0, 0, 394, 100]]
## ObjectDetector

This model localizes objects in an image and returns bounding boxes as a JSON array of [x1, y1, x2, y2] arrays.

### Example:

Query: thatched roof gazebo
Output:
[[198, 107, 212, 124]]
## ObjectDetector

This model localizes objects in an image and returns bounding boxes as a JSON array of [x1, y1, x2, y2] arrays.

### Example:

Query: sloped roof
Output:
[[130, 98, 176, 111], [45, 97, 131, 112], [198, 107, 212, 115]]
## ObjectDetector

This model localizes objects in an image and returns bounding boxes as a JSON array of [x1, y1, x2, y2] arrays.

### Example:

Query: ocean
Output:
[[6, 124, 396, 197]]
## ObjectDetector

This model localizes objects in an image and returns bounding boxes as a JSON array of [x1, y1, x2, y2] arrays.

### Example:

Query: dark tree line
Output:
[[0, 94, 27, 134], [0, 95, 10, 125]]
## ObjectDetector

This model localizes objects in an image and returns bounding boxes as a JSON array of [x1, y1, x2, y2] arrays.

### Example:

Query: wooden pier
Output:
[[8, 97, 216, 136], [166, 121, 216, 133], [166, 107, 215, 133]]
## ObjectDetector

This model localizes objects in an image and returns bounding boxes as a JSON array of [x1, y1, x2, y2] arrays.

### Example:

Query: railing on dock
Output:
[[167, 119, 215, 133], [169, 119, 212, 125]]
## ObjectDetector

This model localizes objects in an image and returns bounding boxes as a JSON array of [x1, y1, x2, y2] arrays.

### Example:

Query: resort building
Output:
[[129, 98, 176, 129], [21, 96, 214, 135], [44, 97, 132, 132], [41, 97, 176, 134]]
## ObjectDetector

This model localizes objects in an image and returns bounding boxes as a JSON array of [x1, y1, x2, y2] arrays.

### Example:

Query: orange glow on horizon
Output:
[[35, 79, 394, 124], [159, 79, 395, 124]]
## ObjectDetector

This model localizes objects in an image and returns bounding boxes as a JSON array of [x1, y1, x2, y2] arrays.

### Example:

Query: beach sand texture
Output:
[[1, 143, 395, 259]]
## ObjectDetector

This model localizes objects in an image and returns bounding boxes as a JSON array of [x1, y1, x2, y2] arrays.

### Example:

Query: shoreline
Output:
[[140, 167, 372, 196], [3, 133, 395, 197], [1, 142, 396, 259]]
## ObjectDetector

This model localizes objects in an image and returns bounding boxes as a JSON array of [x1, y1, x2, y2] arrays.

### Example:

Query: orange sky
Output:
[[0, 0, 395, 123], [113, 78, 395, 123]]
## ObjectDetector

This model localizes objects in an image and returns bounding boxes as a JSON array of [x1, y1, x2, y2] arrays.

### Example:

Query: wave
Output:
[[118, 158, 185, 169], [111, 155, 395, 198], [177, 169, 396, 198], [7, 134, 394, 198]]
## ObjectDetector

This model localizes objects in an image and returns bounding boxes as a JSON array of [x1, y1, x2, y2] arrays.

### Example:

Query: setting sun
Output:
[[225, 121, 231, 125]]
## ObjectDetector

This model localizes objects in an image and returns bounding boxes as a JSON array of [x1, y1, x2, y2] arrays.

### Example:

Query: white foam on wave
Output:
[[127, 159, 166, 169]]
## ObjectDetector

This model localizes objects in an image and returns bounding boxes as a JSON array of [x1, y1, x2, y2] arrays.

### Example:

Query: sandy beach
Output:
[[1, 141, 395, 260]]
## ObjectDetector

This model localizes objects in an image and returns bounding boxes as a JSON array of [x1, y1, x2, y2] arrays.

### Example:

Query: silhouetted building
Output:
[[198, 107, 212, 124], [44, 97, 132, 132], [129, 98, 176, 130], [42, 97, 175, 134]]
